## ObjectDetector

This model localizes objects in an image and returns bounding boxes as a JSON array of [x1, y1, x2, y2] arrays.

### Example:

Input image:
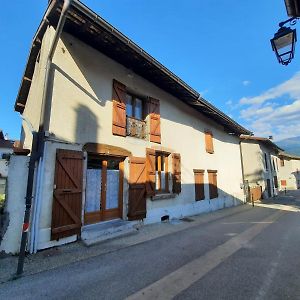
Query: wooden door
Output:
[[128, 157, 146, 220], [84, 156, 123, 225], [51, 149, 83, 240]]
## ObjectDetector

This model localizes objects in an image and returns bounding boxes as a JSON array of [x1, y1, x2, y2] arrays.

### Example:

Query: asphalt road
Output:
[[1, 194, 300, 300]]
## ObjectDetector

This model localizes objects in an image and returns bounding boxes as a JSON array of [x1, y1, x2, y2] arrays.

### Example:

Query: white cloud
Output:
[[239, 71, 300, 140], [240, 71, 300, 105], [242, 80, 251, 86], [225, 100, 232, 105]]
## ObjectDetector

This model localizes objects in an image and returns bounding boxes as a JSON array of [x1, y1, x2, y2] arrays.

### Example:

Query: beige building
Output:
[[11, 1, 250, 253], [240, 136, 282, 200], [277, 152, 300, 190]]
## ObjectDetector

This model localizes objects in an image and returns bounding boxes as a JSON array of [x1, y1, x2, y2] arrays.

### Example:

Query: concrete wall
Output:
[[241, 141, 279, 198], [21, 24, 51, 150], [0, 156, 29, 254], [25, 27, 245, 250]]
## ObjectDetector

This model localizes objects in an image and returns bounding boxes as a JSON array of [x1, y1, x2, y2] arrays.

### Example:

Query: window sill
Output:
[[151, 193, 176, 201]]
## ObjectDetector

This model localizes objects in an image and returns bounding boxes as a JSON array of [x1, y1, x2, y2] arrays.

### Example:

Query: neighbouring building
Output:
[[9, 0, 250, 253], [0, 130, 14, 178], [277, 152, 300, 190], [240, 135, 283, 201]]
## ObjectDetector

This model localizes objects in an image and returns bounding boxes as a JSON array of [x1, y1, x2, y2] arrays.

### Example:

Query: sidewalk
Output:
[[0, 203, 255, 284]]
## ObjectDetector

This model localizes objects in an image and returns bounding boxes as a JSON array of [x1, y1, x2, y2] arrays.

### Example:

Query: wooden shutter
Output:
[[112, 79, 126, 136], [194, 169, 205, 201], [146, 148, 156, 196], [128, 157, 147, 220], [172, 153, 181, 194], [51, 149, 83, 240], [281, 179, 287, 186], [205, 131, 214, 154], [148, 97, 161, 144], [280, 159, 285, 167], [208, 170, 218, 199]]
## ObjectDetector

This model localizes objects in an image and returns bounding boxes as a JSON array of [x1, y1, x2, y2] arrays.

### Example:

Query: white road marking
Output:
[[126, 210, 284, 300]]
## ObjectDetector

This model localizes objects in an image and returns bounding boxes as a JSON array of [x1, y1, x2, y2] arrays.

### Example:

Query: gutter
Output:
[[16, 0, 73, 276]]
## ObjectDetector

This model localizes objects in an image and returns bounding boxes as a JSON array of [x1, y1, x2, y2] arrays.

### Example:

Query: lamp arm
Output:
[[279, 17, 298, 28]]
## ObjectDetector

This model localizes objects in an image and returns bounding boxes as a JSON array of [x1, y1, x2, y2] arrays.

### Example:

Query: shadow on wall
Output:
[[291, 171, 300, 189], [61, 34, 241, 149], [74, 104, 100, 144]]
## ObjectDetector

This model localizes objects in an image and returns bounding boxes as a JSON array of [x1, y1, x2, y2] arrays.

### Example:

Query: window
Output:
[[208, 170, 218, 199], [205, 131, 214, 154], [155, 152, 169, 193], [280, 159, 285, 167], [272, 158, 276, 171], [125, 93, 144, 120], [194, 169, 205, 201], [274, 176, 278, 188], [264, 153, 268, 170]]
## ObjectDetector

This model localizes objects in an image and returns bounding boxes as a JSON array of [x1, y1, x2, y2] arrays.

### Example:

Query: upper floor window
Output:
[[280, 158, 285, 167], [205, 131, 214, 154], [264, 153, 268, 170], [125, 93, 144, 120]]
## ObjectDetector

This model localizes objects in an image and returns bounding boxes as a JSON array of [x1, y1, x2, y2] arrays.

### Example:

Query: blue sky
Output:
[[1, 0, 299, 141]]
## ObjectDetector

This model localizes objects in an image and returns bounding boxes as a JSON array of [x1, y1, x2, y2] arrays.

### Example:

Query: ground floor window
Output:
[[208, 170, 218, 199], [194, 169, 205, 201], [155, 152, 170, 193]]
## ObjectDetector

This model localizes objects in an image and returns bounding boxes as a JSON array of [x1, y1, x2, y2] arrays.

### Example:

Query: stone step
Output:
[[82, 227, 138, 247], [81, 219, 138, 246]]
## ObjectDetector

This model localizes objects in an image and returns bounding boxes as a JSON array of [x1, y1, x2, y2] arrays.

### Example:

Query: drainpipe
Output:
[[16, 0, 72, 277], [239, 141, 247, 203]]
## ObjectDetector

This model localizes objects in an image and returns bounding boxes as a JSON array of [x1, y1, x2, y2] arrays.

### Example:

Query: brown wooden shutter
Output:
[[205, 131, 214, 154], [208, 170, 218, 199], [146, 148, 156, 196], [148, 97, 161, 144], [128, 157, 147, 220], [281, 179, 287, 186], [172, 153, 181, 194], [194, 169, 205, 201], [112, 79, 126, 136], [51, 149, 83, 240]]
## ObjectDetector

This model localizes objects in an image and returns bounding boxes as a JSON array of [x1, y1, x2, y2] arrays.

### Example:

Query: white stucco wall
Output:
[[26, 27, 245, 250], [277, 158, 300, 190], [0, 156, 29, 254], [241, 141, 279, 198]]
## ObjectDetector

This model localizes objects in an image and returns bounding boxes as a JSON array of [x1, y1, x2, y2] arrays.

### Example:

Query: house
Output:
[[240, 135, 283, 201], [277, 152, 300, 190], [12, 0, 250, 253], [0, 130, 14, 179]]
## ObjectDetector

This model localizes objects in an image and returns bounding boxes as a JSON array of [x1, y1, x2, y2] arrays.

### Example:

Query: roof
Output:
[[285, 0, 300, 17], [15, 0, 251, 135], [240, 135, 284, 152], [0, 140, 14, 149], [278, 151, 300, 160]]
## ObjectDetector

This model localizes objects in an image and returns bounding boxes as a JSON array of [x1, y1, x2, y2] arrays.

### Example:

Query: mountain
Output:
[[276, 136, 300, 155]]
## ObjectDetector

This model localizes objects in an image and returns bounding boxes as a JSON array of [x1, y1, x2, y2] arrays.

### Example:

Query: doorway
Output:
[[84, 155, 124, 225]]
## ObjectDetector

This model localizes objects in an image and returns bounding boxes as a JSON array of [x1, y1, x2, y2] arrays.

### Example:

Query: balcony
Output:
[[126, 116, 146, 139]]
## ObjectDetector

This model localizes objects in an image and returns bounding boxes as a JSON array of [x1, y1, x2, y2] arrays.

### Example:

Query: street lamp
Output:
[[270, 17, 298, 65]]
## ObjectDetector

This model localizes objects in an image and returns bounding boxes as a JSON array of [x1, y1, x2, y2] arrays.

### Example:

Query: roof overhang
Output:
[[278, 151, 300, 160], [285, 0, 300, 17], [240, 135, 284, 152], [15, 0, 250, 135]]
